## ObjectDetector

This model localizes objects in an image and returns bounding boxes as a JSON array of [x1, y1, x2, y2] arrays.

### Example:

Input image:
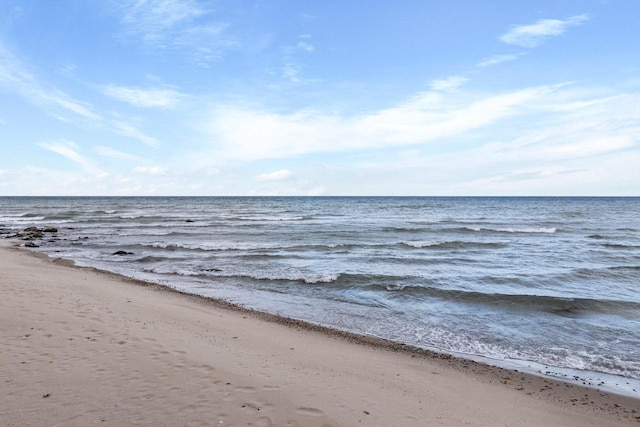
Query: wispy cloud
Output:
[[430, 76, 468, 91], [120, 0, 207, 41], [103, 85, 182, 108], [297, 41, 314, 52], [0, 43, 101, 121], [256, 169, 292, 181], [132, 165, 169, 175], [282, 63, 303, 83], [95, 146, 140, 160], [348, 89, 640, 195], [478, 53, 524, 67], [203, 84, 559, 160], [116, 0, 234, 65], [500, 15, 588, 47], [38, 140, 104, 175], [112, 121, 159, 146]]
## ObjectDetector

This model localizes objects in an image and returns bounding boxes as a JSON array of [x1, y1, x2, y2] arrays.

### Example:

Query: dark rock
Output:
[[24, 241, 40, 248], [16, 227, 43, 239], [204, 268, 222, 272], [112, 250, 134, 256], [185, 219, 195, 223], [43, 226, 58, 233]]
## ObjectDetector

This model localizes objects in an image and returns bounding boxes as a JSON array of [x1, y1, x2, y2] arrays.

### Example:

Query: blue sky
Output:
[[0, 0, 638, 196]]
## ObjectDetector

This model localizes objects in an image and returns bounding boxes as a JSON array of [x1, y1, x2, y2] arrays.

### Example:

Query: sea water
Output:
[[1, 197, 639, 395]]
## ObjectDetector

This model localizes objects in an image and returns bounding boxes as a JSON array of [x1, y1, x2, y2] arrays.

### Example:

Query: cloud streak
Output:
[[103, 85, 182, 108], [133, 165, 168, 175], [38, 140, 104, 175], [204, 84, 558, 160], [95, 146, 141, 160], [477, 53, 524, 67], [116, 0, 234, 65], [256, 169, 292, 181], [430, 76, 468, 91], [500, 15, 588, 47], [0, 43, 101, 121], [120, 0, 207, 41], [112, 121, 159, 146]]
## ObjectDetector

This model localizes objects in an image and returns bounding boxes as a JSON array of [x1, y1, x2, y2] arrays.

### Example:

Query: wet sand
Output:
[[1, 241, 639, 426]]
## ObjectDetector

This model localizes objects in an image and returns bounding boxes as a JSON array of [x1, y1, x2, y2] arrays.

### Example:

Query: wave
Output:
[[378, 285, 640, 317], [587, 234, 608, 239], [401, 240, 508, 249], [136, 241, 398, 253], [117, 214, 187, 220], [137, 261, 640, 317], [0, 215, 46, 223], [444, 226, 557, 234], [381, 226, 430, 233], [542, 267, 640, 287], [465, 226, 558, 234], [226, 272, 339, 284], [145, 241, 289, 251], [21, 212, 46, 218], [43, 211, 86, 220], [235, 216, 311, 221], [600, 243, 640, 250], [136, 255, 176, 263], [143, 265, 340, 284], [608, 265, 640, 272]]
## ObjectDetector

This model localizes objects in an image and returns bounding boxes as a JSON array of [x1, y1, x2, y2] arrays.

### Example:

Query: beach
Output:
[[1, 241, 639, 426]]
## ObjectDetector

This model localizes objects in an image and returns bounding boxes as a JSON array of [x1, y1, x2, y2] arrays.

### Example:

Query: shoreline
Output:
[[21, 240, 640, 399], [2, 240, 639, 425]]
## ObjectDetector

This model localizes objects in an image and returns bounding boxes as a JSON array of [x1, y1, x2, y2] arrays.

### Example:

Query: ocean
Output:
[[1, 196, 639, 395]]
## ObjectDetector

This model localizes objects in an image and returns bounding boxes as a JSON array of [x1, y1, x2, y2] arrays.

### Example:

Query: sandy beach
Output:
[[1, 241, 638, 426]]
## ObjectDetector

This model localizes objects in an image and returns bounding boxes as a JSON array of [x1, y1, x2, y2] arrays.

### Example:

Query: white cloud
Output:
[[112, 121, 159, 147], [132, 165, 168, 175], [297, 41, 314, 52], [103, 85, 182, 108], [38, 140, 104, 175], [282, 63, 302, 83], [95, 146, 140, 160], [116, 0, 233, 65], [500, 15, 588, 47], [430, 76, 468, 91], [196, 84, 640, 193], [540, 135, 637, 160], [0, 43, 101, 121], [120, 0, 207, 41], [204, 84, 556, 160], [477, 53, 523, 67], [256, 169, 292, 181], [51, 94, 99, 119]]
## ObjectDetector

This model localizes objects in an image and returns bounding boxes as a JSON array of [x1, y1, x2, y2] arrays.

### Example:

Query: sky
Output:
[[0, 0, 638, 196]]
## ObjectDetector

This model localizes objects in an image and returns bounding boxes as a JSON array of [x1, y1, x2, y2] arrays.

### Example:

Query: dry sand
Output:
[[1, 241, 639, 426]]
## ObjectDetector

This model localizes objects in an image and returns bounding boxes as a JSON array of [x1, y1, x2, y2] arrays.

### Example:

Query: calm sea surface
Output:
[[2, 197, 639, 395]]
